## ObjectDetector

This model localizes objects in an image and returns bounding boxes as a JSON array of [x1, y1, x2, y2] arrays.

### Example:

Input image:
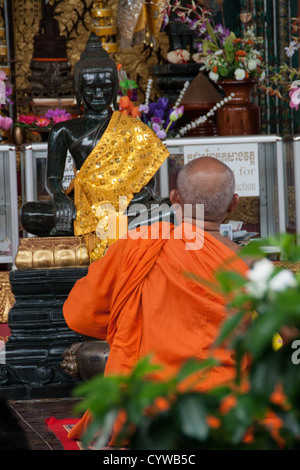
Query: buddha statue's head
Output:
[[73, 33, 119, 114]]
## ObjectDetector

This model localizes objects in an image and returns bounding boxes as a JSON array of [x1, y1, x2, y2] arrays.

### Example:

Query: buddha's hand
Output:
[[50, 191, 76, 235]]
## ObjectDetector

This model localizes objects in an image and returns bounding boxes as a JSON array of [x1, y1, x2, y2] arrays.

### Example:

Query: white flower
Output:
[[209, 71, 219, 82], [259, 70, 266, 82], [245, 280, 268, 299], [285, 40, 298, 58], [247, 258, 274, 283], [234, 68, 246, 80], [291, 80, 300, 89], [245, 258, 274, 299], [248, 59, 257, 71], [269, 270, 297, 292]]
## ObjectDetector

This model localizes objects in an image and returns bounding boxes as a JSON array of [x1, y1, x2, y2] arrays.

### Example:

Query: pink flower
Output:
[[0, 115, 13, 130], [35, 117, 51, 128], [45, 108, 71, 120], [52, 114, 71, 124], [289, 87, 300, 110], [169, 105, 184, 121], [18, 114, 38, 125]]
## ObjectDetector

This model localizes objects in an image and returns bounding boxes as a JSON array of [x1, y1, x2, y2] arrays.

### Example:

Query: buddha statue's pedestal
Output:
[[0, 237, 90, 399]]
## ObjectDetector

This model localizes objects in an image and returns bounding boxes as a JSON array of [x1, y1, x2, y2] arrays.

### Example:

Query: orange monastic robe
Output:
[[63, 222, 249, 442]]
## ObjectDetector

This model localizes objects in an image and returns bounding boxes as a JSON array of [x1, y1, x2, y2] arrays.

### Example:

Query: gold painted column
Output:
[[91, 0, 118, 53]]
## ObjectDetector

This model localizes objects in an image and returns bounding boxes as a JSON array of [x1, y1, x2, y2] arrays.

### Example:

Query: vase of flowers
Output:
[[163, 2, 263, 135], [197, 23, 262, 135], [216, 77, 260, 135]]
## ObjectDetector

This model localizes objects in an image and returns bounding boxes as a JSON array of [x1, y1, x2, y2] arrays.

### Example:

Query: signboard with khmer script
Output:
[[184, 143, 259, 197]]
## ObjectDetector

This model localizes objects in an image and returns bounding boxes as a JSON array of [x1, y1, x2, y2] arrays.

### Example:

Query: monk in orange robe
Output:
[[63, 156, 251, 443]]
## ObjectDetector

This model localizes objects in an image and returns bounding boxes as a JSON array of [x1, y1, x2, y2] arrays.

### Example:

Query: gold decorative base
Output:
[[15, 237, 90, 270], [0, 272, 15, 323]]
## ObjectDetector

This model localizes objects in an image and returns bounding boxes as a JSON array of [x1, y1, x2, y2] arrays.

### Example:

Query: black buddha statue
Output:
[[20, 33, 172, 254]]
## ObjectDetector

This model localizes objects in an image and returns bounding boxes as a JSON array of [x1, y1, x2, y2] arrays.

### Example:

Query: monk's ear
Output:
[[228, 193, 239, 213], [169, 188, 181, 206]]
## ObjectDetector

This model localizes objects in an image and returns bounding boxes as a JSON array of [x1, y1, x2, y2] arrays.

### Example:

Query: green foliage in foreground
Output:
[[73, 234, 300, 449]]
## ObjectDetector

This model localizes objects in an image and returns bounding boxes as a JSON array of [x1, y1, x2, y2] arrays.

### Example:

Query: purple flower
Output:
[[151, 116, 163, 124], [148, 102, 157, 116], [156, 129, 167, 139], [153, 107, 165, 120], [139, 104, 149, 113], [186, 18, 198, 31], [152, 122, 161, 133], [214, 24, 230, 36], [157, 97, 169, 110], [5, 85, 12, 97], [44, 108, 70, 119]]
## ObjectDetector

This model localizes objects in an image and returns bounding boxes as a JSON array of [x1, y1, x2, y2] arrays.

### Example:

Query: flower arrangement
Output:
[[164, 1, 264, 83], [199, 26, 264, 83], [163, 1, 300, 106], [138, 78, 186, 139], [15, 108, 73, 130], [0, 70, 13, 131]]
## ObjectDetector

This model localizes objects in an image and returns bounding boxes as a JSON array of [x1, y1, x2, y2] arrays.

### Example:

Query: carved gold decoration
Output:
[[12, 0, 42, 99], [0, 272, 15, 323], [91, 0, 118, 53], [228, 196, 260, 225], [15, 236, 90, 270]]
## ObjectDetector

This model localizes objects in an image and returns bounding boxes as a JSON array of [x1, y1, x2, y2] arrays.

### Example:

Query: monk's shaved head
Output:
[[176, 157, 236, 222]]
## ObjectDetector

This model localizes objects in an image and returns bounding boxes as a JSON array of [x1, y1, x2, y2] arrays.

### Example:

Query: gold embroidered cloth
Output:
[[73, 111, 169, 261]]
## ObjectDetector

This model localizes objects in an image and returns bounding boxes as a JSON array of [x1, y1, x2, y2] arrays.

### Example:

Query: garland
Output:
[[175, 93, 235, 138]]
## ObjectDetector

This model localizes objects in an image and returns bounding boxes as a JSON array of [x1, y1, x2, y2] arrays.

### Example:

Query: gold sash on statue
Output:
[[73, 111, 169, 261]]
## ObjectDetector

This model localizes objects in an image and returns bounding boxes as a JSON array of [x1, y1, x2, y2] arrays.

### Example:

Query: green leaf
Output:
[[205, 20, 217, 44], [202, 40, 219, 53], [215, 270, 247, 293], [218, 66, 230, 77], [130, 355, 162, 379], [216, 310, 245, 345], [176, 394, 209, 441], [249, 349, 279, 399], [245, 313, 287, 358], [224, 36, 235, 63], [92, 408, 120, 449], [177, 358, 218, 383], [222, 394, 260, 444]]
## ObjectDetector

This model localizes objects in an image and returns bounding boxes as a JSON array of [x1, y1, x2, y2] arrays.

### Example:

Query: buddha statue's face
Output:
[[78, 69, 116, 113]]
